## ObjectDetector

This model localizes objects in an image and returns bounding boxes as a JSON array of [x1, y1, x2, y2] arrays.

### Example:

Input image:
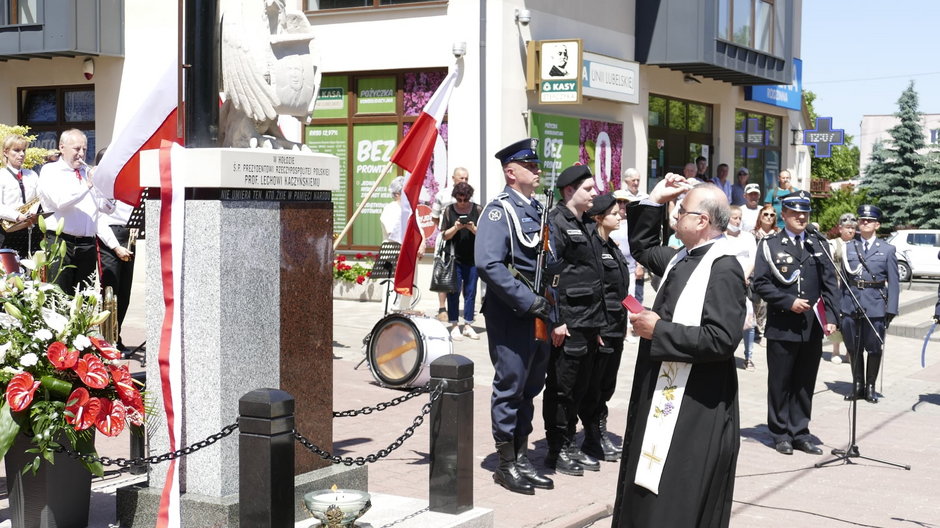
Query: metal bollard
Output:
[[129, 371, 147, 475], [429, 354, 474, 515], [239, 389, 295, 527]]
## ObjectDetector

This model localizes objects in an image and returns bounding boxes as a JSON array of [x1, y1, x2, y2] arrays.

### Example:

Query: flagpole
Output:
[[332, 160, 395, 250]]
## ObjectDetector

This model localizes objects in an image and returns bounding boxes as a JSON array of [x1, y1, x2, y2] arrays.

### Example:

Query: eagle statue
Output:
[[220, 0, 321, 149]]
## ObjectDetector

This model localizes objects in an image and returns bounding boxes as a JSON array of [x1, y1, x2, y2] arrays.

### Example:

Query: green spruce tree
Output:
[[909, 151, 940, 228], [861, 81, 927, 229]]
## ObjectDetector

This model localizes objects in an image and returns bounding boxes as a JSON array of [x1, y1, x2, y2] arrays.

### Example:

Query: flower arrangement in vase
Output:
[[0, 217, 144, 476]]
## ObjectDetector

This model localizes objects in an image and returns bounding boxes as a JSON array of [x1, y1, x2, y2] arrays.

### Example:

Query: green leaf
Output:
[[0, 400, 24, 460], [73, 431, 103, 477]]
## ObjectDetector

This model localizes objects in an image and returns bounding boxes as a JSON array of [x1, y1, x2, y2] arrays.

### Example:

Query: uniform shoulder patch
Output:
[[488, 208, 503, 222]]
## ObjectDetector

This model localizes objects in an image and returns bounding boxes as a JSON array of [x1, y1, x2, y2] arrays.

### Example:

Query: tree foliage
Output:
[[812, 186, 871, 235], [860, 81, 937, 230], [803, 91, 860, 181]]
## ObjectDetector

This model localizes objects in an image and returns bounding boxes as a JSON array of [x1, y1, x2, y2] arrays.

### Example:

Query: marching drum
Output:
[[0, 249, 21, 275], [366, 313, 453, 389]]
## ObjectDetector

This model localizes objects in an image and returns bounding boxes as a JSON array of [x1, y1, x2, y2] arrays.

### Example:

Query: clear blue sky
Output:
[[800, 0, 940, 144]]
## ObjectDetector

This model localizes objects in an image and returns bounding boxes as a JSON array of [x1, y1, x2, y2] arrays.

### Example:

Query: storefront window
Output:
[[648, 94, 714, 188], [308, 0, 439, 10], [18, 85, 95, 163], [307, 70, 447, 250], [734, 110, 782, 193]]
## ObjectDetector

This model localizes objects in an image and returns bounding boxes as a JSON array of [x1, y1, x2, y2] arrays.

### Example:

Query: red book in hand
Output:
[[622, 295, 644, 314]]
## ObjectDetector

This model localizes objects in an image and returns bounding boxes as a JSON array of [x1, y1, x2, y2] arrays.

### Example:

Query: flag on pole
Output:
[[95, 60, 182, 206], [390, 70, 457, 296]]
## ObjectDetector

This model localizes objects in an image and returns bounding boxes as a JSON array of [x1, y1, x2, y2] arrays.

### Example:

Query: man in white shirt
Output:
[[620, 167, 648, 201], [380, 176, 405, 243], [39, 129, 116, 294], [740, 183, 762, 233]]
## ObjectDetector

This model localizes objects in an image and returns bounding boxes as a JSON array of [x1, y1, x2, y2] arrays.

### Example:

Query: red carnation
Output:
[[47, 341, 79, 370], [5, 372, 40, 412]]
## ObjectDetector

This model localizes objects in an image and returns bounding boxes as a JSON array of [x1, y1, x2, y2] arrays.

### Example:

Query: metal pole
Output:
[[184, 0, 219, 147], [429, 354, 474, 514], [239, 389, 296, 527]]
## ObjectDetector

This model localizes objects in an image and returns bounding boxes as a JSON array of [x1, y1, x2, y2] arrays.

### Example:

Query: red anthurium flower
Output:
[[95, 398, 126, 437], [123, 391, 145, 427], [73, 353, 109, 389], [109, 365, 136, 402], [65, 387, 101, 431], [47, 341, 79, 370], [89, 336, 121, 360], [5, 372, 40, 412]]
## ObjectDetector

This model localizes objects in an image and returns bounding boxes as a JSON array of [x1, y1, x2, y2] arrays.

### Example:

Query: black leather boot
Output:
[[582, 422, 618, 462], [545, 438, 584, 476], [567, 443, 600, 472], [865, 354, 881, 403], [599, 416, 622, 460], [514, 436, 553, 489], [493, 442, 535, 495], [845, 350, 864, 401]]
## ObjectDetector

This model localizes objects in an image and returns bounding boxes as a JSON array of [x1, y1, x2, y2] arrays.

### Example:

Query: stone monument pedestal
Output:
[[117, 147, 347, 526]]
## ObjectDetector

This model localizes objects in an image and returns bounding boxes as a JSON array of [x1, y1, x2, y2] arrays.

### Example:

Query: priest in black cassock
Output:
[[612, 175, 746, 528]]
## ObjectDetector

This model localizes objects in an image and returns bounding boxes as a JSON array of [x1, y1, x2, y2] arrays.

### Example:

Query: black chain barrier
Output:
[[54, 423, 240, 472], [48, 382, 445, 472], [295, 382, 444, 466], [332, 384, 430, 417]]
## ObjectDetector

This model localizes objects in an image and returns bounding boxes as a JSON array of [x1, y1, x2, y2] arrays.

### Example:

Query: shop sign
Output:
[[581, 52, 639, 104], [313, 76, 349, 119], [357, 77, 397, 114], [745, 58, 802, 111], [803, 117, 844, 158], [538, 39, 582, 104]]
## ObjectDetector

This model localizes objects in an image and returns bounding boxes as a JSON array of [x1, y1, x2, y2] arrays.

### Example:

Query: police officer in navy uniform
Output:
[[752, 190, 841, 456], [542, 164, 607, 476], [475, 138, 556, 495], [839, 204, 899, 403]]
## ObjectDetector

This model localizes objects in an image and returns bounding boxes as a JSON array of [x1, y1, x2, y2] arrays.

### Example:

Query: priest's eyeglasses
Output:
[[677, 205, 705, 218]]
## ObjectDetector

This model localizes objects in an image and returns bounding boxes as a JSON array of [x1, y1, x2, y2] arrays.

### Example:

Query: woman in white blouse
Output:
[[1, 134, 42, 257]]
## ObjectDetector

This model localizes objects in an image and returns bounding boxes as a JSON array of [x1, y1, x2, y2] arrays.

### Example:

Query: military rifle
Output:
[[532, 166, 556, 342]]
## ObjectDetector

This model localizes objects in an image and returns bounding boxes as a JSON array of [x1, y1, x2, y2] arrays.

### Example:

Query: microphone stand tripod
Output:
[[807, 229, 910, 470]]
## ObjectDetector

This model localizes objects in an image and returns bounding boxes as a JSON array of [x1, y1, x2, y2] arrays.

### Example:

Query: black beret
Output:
[[556, 164, 592, 189], [857, 204, 883, 221], [495, 138, 540, 165], [586, 193, 616, 218]]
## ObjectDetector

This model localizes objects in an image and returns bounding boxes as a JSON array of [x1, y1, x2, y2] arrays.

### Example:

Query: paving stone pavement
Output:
[[2, 249, 938, 527]]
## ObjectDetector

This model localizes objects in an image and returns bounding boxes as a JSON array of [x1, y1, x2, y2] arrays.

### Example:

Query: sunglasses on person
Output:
[[762, 212, 776, 218], [455, 195, 470, 203]]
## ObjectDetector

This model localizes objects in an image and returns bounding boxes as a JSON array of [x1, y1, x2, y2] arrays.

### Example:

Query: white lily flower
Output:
[[41, 308, 68, 334]]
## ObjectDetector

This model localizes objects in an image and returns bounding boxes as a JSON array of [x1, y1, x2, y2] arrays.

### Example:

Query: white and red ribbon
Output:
[[156, 140, 185, 528]]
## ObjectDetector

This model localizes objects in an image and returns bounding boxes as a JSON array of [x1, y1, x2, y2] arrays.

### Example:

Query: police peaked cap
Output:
[[857, 204, 883, 221], [495, 138, 540, 165], [586, 193, 617, 217], [556, 164, 593, 189], [781, 190, 812, 212]]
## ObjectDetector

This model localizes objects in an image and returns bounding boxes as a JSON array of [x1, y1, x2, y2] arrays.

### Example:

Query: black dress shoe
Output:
[[792, 440, 823, 455], [774, 440, 793, 455], [844, 382, 863, 401], [865, 384, 879, 403]]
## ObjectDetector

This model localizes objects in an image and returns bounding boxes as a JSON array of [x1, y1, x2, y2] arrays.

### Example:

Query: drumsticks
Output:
[[375, 340, 418, 366]]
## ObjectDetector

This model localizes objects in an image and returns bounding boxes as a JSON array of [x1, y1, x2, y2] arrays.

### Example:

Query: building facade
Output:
[[859, 113, 940, 175], [0, 0, 809, 251]]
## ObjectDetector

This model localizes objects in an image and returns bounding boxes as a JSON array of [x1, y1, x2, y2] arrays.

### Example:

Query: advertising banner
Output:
[[531, 112, 623, 193], [305, 124, 349, 234], [352, 123, 398, 246], [357, 77, 397, 114], [313, 76, 348, 120]]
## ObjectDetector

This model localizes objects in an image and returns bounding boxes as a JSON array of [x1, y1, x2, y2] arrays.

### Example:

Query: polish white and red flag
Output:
[[390, 69, 457, 296], [94, 60, 182, 206]]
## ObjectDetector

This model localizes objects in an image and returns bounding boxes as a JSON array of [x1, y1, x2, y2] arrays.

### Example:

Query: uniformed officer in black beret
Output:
[[542, 164, 608, 476], [839, 204, 899, 403], [475, 138, 556, 494], [752, 190, 841, 456], [579, 192, 631, 462]]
